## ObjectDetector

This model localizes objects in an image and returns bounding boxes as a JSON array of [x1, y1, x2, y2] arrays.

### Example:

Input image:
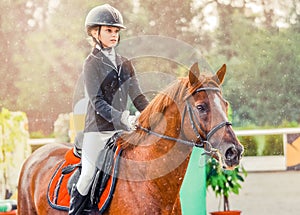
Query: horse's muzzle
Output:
[[224, 144, 244, 168]]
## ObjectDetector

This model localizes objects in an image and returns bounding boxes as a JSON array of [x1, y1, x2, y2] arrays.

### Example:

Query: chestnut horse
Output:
[[18, 63, 243, 215]]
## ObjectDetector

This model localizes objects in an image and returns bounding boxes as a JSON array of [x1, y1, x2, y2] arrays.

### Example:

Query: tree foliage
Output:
[[203, 1, 300, 126], [0, 0, 299, 133], [0, 108, 30, 197], [206, 157, 247, 211]]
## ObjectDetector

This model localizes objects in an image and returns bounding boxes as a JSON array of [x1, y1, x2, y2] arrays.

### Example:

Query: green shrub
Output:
[[279, 120, 299, 128], [0, 108, 31, 198], [206, 157, 247, 211], [262, 135, 283, 156], [238, 136, 258, 156], [29, 130, 47, 138]]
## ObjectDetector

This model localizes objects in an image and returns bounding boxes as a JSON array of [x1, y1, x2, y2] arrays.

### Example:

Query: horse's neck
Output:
[[119, 106, 193, 203]]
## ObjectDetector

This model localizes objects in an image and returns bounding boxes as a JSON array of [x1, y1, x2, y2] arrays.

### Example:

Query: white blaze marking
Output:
[[213, 95, 228, 121]]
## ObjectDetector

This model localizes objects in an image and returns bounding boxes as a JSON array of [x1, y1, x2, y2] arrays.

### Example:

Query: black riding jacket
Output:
[[83, 48, 149, 132]]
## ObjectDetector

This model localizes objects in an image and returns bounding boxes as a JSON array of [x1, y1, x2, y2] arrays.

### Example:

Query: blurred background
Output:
[[1, 0, 299, 135], [0, 0, 299, 213]]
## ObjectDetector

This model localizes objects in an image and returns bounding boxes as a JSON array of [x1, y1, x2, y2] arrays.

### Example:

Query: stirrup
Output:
[[69, 184, 87, 215]]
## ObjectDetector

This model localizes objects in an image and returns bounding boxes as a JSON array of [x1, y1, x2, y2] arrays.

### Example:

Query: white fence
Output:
[[235, 128, 300, 172], [28, 128, 300, 172], [28, 138, 56, 145]]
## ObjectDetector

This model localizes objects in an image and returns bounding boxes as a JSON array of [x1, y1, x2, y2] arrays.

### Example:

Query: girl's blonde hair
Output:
[[86, 26, 99, 47]]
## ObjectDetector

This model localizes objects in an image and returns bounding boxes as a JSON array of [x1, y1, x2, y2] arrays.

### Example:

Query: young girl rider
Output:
[[69, 4, 149, 214]]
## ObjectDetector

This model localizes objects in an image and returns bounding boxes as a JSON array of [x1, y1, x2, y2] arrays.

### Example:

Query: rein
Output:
[[136, 87, 232, 156]]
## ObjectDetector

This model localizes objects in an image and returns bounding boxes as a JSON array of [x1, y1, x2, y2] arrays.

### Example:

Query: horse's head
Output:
[[183, 62, 244, 169]]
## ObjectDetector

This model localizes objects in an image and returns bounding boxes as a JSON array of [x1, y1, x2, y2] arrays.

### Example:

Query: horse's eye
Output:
[[197, 104, 206, 112]]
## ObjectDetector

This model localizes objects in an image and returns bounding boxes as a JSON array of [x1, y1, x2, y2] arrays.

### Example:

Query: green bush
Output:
[[238, 136, 258, 156], [206, 157, 247, 211], [0, 108, 31, 198], [262, 135, 283, 156], [29, 130, 47, 138]]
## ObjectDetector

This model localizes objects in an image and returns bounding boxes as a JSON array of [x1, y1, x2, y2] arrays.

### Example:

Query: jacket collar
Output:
[[92, 47, 123, 69]]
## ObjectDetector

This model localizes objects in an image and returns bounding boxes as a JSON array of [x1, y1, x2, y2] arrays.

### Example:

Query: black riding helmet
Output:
[[85, 4, 126, 35]]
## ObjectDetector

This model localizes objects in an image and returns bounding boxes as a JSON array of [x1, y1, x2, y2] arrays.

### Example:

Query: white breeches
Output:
[[76, 131, 117, 195]]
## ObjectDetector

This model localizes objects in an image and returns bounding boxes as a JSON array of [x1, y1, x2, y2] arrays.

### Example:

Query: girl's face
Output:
[[92, 25, 120, 48]]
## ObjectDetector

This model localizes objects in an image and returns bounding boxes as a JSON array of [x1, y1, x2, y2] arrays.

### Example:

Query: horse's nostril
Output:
[[225, 147, 238, 161]]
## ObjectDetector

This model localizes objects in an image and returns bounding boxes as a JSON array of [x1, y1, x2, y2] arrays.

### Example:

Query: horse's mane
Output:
[[119, 73, 218, 149], [138, 77, 190, 128]]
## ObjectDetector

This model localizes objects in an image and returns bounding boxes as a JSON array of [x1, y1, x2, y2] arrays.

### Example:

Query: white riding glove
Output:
[[120, 110, 135, 130], [120, 111, 141, 130]]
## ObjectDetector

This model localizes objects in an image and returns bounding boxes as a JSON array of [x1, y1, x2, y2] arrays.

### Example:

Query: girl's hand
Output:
[[120, 110, 134, 130]]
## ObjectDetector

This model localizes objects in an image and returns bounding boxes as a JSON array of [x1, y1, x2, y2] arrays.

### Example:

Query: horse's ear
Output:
[[189, 62, 200, 85], [213, 64, 226, 85]]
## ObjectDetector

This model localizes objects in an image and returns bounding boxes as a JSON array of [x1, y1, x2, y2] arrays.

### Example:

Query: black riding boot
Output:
[[69, 184, 87, 215]]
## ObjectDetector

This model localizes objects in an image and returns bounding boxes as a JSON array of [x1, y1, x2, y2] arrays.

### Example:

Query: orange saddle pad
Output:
[[47, 146, 122, 213]]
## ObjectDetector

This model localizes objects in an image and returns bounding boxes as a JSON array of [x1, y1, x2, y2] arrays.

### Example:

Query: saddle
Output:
[[47, 132, 123, 213]]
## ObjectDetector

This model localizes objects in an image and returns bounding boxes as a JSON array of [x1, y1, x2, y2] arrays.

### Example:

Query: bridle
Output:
[[136, 87, 232, 156]]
